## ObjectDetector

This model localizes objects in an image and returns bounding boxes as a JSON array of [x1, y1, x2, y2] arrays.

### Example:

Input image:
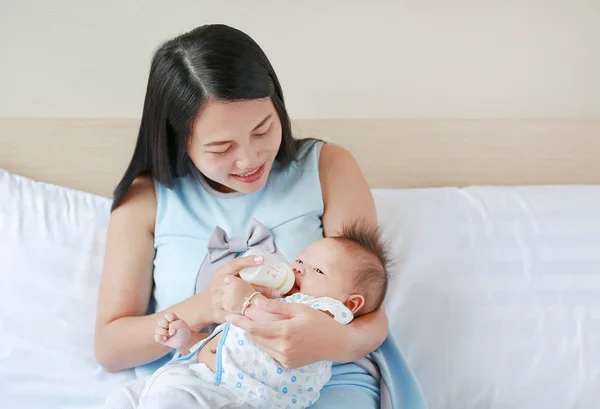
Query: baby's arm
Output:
[[176, 331, 209, 356], [287, 294, 354, 325], [154, 312, 209, 356]]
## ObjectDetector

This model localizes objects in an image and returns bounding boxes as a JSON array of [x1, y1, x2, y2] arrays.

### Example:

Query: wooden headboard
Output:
[[1, 118, 599, 198]]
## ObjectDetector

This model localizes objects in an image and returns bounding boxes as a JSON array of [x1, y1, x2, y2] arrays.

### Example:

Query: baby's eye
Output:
[[314, 268, 323, 274], [296, 260, 303, 265]]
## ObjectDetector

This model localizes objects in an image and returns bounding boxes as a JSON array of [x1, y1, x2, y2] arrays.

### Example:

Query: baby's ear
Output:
[[344, 294, 365, 315]]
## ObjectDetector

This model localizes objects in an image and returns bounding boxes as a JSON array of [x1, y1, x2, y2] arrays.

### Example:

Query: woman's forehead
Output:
[[192, 98, 274, 141]]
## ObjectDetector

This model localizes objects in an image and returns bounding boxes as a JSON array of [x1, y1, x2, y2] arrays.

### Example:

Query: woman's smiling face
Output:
[[187, 97, 282, 194]]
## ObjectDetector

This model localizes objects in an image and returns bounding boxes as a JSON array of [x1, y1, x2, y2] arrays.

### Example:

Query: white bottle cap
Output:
[[275, 263, 296, 295]]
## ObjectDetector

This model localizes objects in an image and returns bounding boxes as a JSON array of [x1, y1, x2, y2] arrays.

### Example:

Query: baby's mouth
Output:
[[287, 283, 301, 295]]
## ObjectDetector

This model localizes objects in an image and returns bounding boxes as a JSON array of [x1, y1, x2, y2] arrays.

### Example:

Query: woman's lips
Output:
[[231, 164, 265, 184]]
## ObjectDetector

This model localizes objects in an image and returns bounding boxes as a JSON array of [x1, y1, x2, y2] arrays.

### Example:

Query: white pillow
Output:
[[375, 186, 600, 409], [0, 169, 135, 409]]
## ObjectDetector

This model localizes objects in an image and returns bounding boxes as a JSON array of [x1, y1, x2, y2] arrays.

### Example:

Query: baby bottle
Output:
[[239, 248, 295, 295]]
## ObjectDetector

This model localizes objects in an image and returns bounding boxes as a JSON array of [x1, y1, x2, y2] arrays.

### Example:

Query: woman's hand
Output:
[[226, 297, 355, 369], [205, 255, 280, 324], [222, 276, 258, 314]]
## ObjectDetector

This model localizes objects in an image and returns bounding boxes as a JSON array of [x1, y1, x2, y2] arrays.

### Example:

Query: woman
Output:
[[95, 24, 426, 408]]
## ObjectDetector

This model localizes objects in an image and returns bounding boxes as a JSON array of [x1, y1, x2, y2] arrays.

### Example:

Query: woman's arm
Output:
[[320, 143, 378, 235], [94, 177, 214, 373], [319, 143, 389, 358]]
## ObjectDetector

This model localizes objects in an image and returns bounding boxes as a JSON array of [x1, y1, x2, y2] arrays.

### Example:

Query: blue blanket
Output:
[[356, 332, 428, 409]]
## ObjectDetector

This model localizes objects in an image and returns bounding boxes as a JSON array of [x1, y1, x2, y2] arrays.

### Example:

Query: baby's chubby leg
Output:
[[137, 389, 204, 409], [103, 377, 147, 409], [138, 389, 247, 409], [138, 362, 246, 409]]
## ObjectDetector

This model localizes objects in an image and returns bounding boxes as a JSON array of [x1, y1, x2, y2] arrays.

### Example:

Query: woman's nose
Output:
[[235, 146, 259, 170], [235, 158, 253, 170]]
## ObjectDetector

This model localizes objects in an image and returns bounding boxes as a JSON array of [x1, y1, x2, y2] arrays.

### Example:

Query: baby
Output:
[[113, 222, 389, 409]]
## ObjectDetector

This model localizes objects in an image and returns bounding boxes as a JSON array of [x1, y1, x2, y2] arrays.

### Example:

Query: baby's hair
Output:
[[332, 219, 391, 315]]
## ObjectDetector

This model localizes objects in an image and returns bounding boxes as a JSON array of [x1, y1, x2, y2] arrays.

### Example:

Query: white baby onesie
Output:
[[187, 293, 353, 409]]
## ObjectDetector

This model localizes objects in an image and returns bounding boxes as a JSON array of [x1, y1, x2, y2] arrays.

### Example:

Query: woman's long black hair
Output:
[[111, 24, 303, 211]]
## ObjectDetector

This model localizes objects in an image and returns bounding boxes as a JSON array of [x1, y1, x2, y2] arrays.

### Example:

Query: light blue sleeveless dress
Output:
[[136, 140, 428, 409]]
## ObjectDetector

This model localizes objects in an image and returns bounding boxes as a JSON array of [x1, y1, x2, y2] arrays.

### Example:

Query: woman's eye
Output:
[[208, 147, 230, 155], [296, 260, 303, 265], [315, 268, 323, 274], [253, 124, 272, 137]]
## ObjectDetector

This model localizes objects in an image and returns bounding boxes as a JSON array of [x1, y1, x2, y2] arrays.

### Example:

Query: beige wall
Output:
[[1, 0, 599, 119]]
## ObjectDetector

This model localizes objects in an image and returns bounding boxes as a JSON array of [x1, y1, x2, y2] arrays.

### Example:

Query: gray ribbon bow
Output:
[[195, 218, 286, 294]]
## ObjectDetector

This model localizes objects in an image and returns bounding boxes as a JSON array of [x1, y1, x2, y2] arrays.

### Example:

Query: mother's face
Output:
[[187, 97, 283, 194]]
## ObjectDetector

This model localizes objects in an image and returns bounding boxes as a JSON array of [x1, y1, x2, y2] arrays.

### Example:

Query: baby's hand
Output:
[[154, 312, 192, 350]]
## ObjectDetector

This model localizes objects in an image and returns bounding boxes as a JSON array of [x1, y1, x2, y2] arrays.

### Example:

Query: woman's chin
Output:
[[235, 182, 266, 194]]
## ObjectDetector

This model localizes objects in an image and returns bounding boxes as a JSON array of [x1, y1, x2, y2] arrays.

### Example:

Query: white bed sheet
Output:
[[1, 168, 599, 409]]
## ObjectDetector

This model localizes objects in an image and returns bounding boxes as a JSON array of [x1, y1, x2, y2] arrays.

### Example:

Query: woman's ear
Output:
[[344, 294, 365, 315]]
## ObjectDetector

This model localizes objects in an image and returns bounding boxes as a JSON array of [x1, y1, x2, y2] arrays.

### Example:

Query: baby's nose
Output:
[[292, 264, 305, 276]]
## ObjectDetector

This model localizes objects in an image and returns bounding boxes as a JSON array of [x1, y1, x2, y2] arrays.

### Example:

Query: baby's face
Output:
[[288, 238, 356, 304]]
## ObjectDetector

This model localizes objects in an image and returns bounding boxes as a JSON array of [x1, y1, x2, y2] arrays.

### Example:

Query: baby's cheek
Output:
[[303, 279, 332, 298]]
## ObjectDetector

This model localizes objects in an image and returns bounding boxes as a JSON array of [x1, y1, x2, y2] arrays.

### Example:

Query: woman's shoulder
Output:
[[291, 139, 356, 172], [319, 142, 354, 165], [118, 175, 156, 206], [318, 142, 363, 181], [110, 175, 157, 234], [290, 140, 364, 193]]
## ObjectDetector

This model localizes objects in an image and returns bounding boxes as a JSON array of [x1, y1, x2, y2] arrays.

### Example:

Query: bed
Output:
[[1, 118, 600, 409]]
